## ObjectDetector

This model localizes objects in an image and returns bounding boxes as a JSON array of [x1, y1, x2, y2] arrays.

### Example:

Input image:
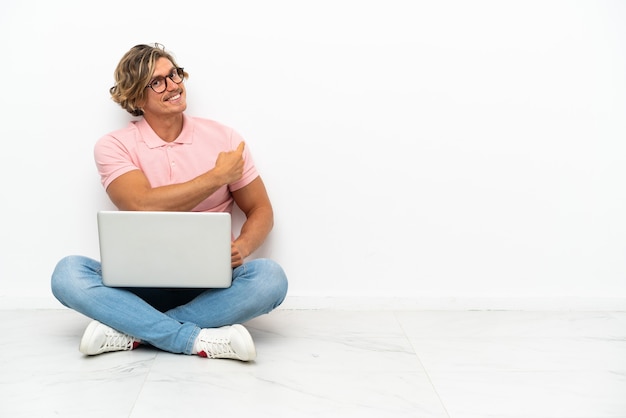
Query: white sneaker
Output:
[[194, 324, 256, 361], [79, 320, 140, 356]]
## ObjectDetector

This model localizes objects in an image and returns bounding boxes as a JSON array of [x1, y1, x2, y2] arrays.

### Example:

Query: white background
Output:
[[1, 0, 625, 309]]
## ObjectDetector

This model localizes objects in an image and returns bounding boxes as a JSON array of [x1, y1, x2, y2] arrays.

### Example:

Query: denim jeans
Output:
[[51, 255, 288, 354]]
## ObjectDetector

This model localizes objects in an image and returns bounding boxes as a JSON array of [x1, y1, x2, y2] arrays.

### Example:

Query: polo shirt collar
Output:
[[137, 114, 194, 148]]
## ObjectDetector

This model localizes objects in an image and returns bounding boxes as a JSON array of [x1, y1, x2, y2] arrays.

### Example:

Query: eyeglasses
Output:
[[146, 67, 185, 93]]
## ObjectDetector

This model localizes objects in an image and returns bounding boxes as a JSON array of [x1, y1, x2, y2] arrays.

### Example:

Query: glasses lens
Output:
[[172, 68, 184, 83], [151, 77, 166, 93]]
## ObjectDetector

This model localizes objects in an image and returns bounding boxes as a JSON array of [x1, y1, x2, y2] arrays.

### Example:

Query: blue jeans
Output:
[[51, 255, 288, 354]]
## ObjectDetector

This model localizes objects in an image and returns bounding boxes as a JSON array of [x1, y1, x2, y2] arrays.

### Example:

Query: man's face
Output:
[[141, 57, 187, 118]]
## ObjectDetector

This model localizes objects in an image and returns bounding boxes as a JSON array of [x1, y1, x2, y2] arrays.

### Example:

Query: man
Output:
[[51, 43, 288, 361]]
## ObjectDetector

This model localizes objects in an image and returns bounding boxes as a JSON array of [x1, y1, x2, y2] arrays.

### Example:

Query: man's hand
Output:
[[213, 142, 245, 186], [231, 242, 245, 268]]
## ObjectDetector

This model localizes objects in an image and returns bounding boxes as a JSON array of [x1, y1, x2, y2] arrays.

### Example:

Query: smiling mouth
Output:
[[165, 92, 182, 102]]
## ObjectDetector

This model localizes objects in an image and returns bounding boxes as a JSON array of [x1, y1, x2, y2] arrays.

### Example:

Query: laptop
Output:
[[97, 211, 232, 288]]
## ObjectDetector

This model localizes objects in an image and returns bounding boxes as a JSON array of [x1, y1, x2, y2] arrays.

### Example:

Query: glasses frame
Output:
[[145, 67, 185, 93]]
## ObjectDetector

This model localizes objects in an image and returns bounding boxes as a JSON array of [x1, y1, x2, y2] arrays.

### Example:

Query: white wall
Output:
[[1, 0, 625, 310]]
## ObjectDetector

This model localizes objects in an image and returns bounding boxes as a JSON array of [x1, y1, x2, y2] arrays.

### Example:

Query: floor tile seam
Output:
[[392, 311, 453, 418], [127, 352, 160, 417]]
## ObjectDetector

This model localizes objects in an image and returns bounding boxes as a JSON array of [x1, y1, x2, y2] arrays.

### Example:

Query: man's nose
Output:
[[165, 77, 177, 91]]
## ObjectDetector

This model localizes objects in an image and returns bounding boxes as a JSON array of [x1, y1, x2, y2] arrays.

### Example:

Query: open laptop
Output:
[[97, 211, 232, 288]]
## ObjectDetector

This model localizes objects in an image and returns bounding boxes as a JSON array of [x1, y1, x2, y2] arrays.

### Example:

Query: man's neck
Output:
[[143, 113, 184, 142]]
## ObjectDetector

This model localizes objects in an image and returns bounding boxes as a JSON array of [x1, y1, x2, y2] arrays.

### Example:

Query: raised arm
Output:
[[106, 142, 246, 211]]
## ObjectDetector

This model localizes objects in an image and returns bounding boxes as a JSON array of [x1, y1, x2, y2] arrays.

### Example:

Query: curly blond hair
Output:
[[109, 43, 188, 116]]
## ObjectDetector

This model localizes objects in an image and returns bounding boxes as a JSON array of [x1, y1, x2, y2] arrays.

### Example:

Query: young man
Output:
[[51, 43, 288, 361]]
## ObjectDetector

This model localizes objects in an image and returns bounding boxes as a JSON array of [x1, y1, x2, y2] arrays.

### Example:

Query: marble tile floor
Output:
[[0, 308, 625, 418]]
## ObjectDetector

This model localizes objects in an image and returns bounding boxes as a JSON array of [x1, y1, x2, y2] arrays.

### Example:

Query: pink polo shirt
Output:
[[94, 114, 259, 213]]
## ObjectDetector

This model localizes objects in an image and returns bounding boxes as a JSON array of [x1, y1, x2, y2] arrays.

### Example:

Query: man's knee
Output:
[[50, 255, 96, 301], [256, 258, 288, 307], [51, 256, 77, 293]]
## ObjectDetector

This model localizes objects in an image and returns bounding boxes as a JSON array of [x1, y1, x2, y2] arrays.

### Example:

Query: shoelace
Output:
[[197, 337, 236, 358], [102, 329, 137, 351]]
